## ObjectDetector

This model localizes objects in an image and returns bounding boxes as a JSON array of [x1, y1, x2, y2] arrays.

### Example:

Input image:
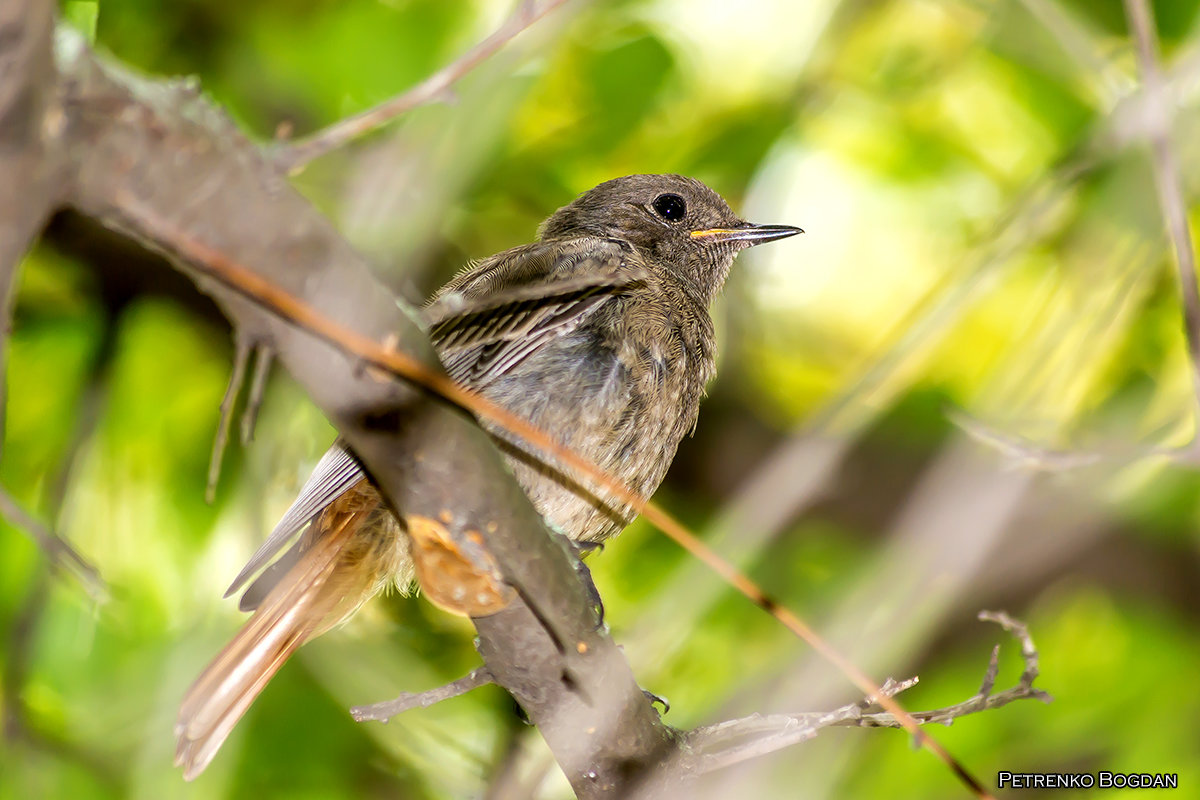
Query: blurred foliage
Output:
[[5, 0, 1200, 797]]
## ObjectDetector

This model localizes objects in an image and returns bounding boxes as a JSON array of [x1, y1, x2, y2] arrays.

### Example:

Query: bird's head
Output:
[[539, 174, 801, 301]]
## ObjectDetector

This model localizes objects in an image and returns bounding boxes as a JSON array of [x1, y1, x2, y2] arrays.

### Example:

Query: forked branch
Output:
[[678, 611, 1050, 778]]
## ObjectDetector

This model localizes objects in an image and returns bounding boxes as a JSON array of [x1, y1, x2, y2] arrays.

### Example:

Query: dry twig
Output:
[[0, 487, 107, 602], [206, 334, 252, 502], [351, 667, 495, 723], [206, 338, 273, 501], [678, 611, 1050, 778], [240, 344, 273, 444]]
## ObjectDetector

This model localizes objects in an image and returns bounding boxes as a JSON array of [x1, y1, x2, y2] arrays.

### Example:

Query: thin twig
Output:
[[351, 667, 494, 723], [0, 486, 107, 602], [978, 610, 1046, 690], [1125, 0, 1200, 435], [206, 334, 252, 503], [240, 343, 273, 444], [946, 407, 1198, 471], [682, 677, 919, 776], [949, 408, 1107, 470], [851, 612, 1052, 729], [120, 196, 993, 799], [274, 0, 571, 172], [683, 612, 1050, 776]]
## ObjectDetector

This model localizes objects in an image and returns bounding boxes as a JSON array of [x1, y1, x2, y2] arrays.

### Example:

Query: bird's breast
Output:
[[477, 300, 714, 541]]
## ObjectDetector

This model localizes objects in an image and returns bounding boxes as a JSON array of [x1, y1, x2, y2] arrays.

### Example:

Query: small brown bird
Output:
[[175, 174, 801, 778]]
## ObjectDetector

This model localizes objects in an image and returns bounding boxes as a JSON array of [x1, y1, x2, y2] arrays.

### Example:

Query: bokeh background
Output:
[[5, 0, 1200, 797]]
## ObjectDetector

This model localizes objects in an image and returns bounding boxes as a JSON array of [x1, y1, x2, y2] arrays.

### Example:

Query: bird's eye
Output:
[[652, 193, 687, 222]]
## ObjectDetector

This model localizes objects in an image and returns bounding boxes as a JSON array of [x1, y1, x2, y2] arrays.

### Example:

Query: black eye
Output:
[[652, 193, 687, 222]]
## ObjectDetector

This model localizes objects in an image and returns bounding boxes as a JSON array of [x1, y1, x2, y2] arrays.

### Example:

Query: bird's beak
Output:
[[690, 222, 804, 246]]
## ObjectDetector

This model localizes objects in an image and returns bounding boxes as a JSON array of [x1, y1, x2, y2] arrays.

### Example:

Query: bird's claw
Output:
[[642, 689, 670, 714]]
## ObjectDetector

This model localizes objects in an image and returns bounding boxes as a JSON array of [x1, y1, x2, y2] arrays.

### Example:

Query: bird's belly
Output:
[[478, 336, 696, 543]]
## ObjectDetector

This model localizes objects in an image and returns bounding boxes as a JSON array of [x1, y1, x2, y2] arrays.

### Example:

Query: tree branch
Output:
[[674, 612, 1050, 780], [54, 30, 671, 797], [273, 0, 572, 172], [49, 24, 997, 795], [351, 667, 494, 722]]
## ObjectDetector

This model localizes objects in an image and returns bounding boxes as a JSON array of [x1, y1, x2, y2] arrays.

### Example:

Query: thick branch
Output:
[[0, 0, 58, 247], [53, 29, 672, 797]]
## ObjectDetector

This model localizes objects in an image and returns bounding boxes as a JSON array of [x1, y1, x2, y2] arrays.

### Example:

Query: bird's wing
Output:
[[227, 242, 640, 601], [223, 441, 366, 599], [426, 238, 647, 387]]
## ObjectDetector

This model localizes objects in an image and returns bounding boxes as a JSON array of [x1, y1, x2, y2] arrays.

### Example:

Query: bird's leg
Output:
[[571, 539, 604, 557], [562, 536, 605, 627], [566, 539, 667, 713]]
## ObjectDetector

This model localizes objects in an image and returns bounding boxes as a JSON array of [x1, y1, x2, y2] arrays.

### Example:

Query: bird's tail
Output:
[[175, 507, 374, 780]]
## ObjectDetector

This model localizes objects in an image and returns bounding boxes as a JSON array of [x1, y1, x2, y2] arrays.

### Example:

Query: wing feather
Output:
[[426, 239, 647, 389]]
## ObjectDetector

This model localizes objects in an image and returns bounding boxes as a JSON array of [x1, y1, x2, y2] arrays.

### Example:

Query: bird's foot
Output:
[[570, 539, 604, 557], [643, 689, 670, 715], [562, 536, 605, 627]]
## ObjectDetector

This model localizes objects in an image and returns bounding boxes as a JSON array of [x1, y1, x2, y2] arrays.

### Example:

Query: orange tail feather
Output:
[[175, 512, 366, 780]]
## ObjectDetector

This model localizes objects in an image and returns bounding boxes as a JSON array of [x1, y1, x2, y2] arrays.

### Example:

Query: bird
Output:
[[174, 174, 802, 779]]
